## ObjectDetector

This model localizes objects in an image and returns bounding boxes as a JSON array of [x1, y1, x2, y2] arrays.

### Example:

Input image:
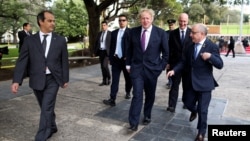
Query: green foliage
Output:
[[52, 0, 88, 38], [188, 4, 205, 23], [129, 0, 183, 27]]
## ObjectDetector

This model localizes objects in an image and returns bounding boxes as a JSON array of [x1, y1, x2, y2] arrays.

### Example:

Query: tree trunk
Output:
[[88, 13, 100, 57]]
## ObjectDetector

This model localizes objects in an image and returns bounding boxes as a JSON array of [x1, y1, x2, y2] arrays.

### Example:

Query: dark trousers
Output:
[[168, 72, 182, 108], [99, 50, 110, 84], [33, 75, 59, 141], [225, 48, 235, 57], [129, 71, 157, 126], [183, 89, 211, 135], [110, 57, 132, 100]]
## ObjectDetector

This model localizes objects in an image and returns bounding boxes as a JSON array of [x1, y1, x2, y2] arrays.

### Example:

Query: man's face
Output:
[[178, 15, 188, 30], [25, 24, 32, 32], [39, 12, 55, 33], [101, 23, 108, 31], [168, 24, 175, 30], [140, 11, 153, 29], [118, 16, 128, 28], [190, 26, 203, 43]]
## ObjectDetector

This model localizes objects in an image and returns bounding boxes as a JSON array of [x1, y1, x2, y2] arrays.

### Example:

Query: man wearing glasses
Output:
[[103, 14, 132, 106]]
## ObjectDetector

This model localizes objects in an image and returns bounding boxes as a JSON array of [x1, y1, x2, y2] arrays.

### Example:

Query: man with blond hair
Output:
[[126, 8, 169, 131]]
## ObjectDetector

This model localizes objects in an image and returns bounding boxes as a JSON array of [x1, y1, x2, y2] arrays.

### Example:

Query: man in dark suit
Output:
[[11, 10, 69, 141], [167, 23, 223, 141], [225, 36, 235, 58], [103, 14, 132, 106], [95, 21, 111, 86], [165, 19, 176, 89], [126, 8, 169, 131], [18, 22, 32, 52], [166, 13, 193, 113]]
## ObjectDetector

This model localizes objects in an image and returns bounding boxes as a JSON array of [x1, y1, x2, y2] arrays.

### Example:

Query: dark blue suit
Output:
[[108, 28, 132, 100], [126, 25, 169, 126], [173, 38, 223, 135]]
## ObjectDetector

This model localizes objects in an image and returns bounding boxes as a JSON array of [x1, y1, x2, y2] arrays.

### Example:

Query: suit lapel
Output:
[[34, 32, 45, 56], [47, 33, 57, 59]]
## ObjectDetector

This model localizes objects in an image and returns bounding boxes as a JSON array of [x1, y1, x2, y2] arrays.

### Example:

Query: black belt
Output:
[[99, 48, 106, 50], [46, 74, 52, 76]]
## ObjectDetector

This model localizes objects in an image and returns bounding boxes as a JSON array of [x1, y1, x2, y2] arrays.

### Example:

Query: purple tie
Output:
[[141, 30, 147, 52]]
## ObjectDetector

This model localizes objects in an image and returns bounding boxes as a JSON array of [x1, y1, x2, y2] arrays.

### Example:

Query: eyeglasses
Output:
[[119, 19, 127, 22], [191, 31, 199, 34]]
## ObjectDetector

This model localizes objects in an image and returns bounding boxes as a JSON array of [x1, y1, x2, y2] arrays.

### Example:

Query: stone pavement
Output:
[[1, 54, 250, 141]]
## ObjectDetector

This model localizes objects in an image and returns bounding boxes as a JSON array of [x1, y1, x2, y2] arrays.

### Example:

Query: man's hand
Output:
[[11, 83, 19, 94], [62, 83, 68, 88], [166, 70, 175, 78], [200, 52, 211, 60], [126, 68, 130, 73]]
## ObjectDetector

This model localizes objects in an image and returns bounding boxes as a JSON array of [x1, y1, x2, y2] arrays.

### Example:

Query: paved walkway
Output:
[[0, 54, 250, 141]]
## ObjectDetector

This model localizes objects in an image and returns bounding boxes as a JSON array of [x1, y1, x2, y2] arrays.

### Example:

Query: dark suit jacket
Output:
[[13, 32, 69, 90], [173, 38, 223, 91], [168, 27, 193, 69], [18, 30, 31, 52], [109, 28, 130, 65], [94, 30, 111, 56], [126, 25, 169, 79]]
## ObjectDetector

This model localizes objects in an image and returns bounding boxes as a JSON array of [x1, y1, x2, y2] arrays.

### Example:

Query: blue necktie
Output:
[[181, 30, 184, 43], [117, 30, 123, 58], [141, 30, 147, 52], [194, 43, 199, 59]]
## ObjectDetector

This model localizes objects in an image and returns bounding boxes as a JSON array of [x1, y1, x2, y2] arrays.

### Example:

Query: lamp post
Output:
[[239, 0, 244, 41]]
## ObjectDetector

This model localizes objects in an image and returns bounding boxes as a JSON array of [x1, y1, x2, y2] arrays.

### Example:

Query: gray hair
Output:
[[193, 23, 208, 35]]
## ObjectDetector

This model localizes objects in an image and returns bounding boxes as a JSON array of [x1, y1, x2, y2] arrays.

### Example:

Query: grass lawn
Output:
[[220, 24, 250, 35]]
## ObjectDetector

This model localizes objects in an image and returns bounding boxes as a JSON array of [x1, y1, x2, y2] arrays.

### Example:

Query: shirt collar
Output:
[[197, 38, 206, 45], [141, 25, 152, 33], [179, 27, 187, 33], [39, 31, 52, 38]]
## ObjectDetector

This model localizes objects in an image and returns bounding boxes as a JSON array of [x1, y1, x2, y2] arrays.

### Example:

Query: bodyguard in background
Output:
[[95, 21, 111, 86], [11, 10, 69, 141], [167, 13, 193, 113], [126, 8, 169, 131], [18, 23, 32, 52], [103, 14, 132, 106], [167, 23, 223, 141]]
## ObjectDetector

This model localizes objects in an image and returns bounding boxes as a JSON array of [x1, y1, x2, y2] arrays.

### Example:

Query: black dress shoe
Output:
[[47, 128, 58, 139], [125, 93, 131, 99], [128, 125, 138, 131], [142, 117, 151, 125], [195, 133, 204, 141], [166, 107, 175, 113], [103, 99, 116, 106], [99, 82, 106, 86], [189, 112, 197, 122]]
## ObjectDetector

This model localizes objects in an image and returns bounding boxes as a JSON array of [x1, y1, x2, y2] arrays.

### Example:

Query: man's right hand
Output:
[[11, 83, 19, 94], [166, 70, 175, 78]]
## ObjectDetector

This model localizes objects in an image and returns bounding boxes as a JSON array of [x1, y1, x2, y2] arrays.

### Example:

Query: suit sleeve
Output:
[[207, 43, 223, 69], [161, 30, 169, 70], [13, 38, 29, 85]]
